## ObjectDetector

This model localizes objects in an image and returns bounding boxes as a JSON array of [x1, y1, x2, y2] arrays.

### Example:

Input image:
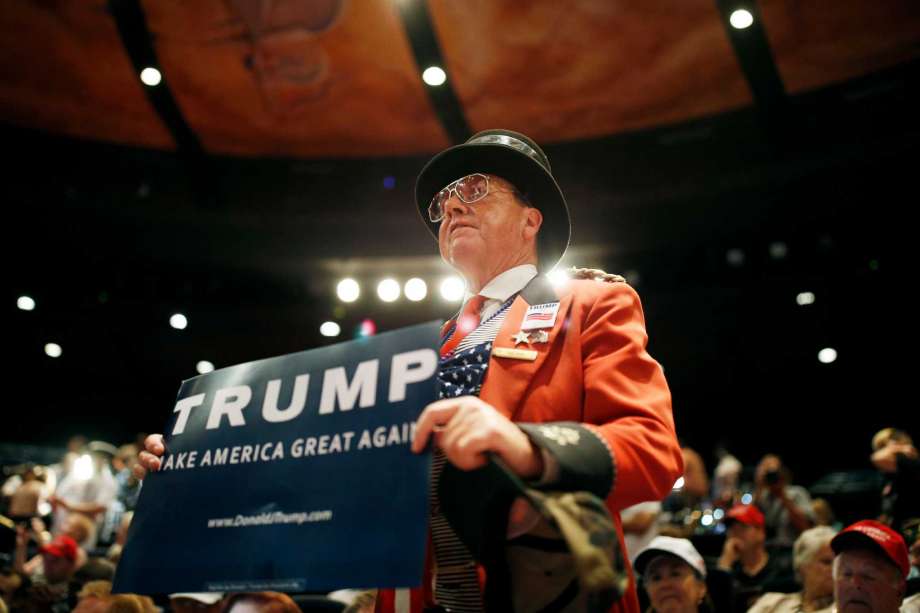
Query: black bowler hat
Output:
[[415, 129, 571, 271]]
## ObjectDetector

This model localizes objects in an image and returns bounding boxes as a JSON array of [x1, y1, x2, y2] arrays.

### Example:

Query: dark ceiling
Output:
[[4, 0, 919, 482]]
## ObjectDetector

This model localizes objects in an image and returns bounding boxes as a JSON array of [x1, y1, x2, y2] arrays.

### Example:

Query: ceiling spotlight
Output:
[[45, 343, 62, 358], [337, 278, 360, 303], [17, 296, 35, 311], [170, 313, 188, 330], [439, 276, 465, 302], [726, 248, 745, 267], [140, 67, 162, 86], [405, 278, 427, 302], [729, 9, 754, 29], [320, 321, 341, 337], [796, 292, 815, 306], [196, 360, 215, 374], [422, 66, 447, 86], [818, 348, 837, 364], [547, 270, 569, 287], [377, 278, 401, 302], [769, 241, 788, 260]]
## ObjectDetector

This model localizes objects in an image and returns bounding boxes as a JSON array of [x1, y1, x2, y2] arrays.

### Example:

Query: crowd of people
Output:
[[1, 427, 916, 613]]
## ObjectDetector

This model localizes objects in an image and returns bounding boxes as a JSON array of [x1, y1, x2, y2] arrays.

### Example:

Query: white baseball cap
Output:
[[169, 593, 224, 605], [634, 536, 707, 578]]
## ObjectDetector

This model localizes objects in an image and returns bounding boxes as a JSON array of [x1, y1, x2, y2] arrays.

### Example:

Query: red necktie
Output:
[[440, 294, 487, 356]]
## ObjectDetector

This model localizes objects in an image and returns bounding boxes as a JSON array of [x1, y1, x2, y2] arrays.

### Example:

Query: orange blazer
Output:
[[478, 274, 683, 613]]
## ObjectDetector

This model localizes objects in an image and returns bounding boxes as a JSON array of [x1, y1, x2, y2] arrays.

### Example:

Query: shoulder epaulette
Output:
[[567, 267, 627, 284]]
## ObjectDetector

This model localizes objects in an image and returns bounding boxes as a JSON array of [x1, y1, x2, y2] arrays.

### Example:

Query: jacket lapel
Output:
[[480, 275, 573, 419]]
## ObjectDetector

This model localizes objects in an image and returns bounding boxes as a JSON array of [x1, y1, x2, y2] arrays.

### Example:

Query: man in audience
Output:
[[753, 454, 814, 548], [51, 441, 119, 549], [830, 519, 909, 613], [11, 533, 79, 613], [718, 503, 794, 611], [870, 428, 920, 538], [659, 447, 711, 538]]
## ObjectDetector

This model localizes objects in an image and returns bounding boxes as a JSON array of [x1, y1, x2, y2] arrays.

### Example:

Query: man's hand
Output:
[[718, 536, 743, 570], [871, 442, 918, 473], [412, 396, 544, 479], [133, 434, 166, 480]]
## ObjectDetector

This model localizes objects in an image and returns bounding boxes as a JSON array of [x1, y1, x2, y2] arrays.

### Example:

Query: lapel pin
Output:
[[493, 347, 538, 361], [511, 330, 531, 346]]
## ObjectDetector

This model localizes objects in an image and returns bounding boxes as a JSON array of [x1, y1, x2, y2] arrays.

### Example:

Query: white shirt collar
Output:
[[464, 264, 538, 303]]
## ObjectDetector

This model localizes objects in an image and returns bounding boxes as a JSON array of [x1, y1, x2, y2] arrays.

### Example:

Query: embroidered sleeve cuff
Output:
[[518, 422, 614, 499]]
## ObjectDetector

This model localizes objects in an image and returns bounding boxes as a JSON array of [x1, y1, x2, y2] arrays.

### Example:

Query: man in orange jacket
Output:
[[138, 129, 682, 613]]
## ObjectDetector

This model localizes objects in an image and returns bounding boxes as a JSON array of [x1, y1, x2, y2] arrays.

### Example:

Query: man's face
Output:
[[834, 549, 905, 613], [728, 522, 764, 552], [436, 174, 539, 277]]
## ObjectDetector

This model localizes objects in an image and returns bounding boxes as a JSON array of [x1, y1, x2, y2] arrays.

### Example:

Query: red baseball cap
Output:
[[831, 520, 910, 578], [40, 534, 78, 562], [724, 504, 765, 528]]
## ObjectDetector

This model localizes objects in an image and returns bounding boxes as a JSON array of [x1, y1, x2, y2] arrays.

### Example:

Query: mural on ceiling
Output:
[[0, 0, 917, 157], [224, 0, 346, 116]]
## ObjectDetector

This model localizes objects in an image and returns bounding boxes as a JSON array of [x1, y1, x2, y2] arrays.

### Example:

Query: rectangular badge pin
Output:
[[493, 347, 538, 361], [521, 302, 559, 330]]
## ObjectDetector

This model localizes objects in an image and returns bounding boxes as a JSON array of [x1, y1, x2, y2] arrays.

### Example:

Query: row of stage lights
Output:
[[15, 281, 834, 367], [335, 270, 580, 305]]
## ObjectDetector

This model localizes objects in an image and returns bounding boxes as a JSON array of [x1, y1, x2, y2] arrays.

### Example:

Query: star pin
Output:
[[531, 330, 549, 343], [511, 330, 531, 346]]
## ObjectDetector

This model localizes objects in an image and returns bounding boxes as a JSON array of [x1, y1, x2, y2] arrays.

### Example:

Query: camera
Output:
[[764, 470, 781, 485]]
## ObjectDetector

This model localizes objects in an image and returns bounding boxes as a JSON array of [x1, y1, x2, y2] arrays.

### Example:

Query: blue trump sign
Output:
[[113, 321, 440, 594]]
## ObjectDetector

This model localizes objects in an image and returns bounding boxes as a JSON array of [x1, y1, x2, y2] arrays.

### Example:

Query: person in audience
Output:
[[51, 441, 118, 549], [811, 499, 840, 530], [748, 526, 837, 613], [622, 500, 663, 561], [717, 504, 793, 611], [20, 513, 94, 575], [903, 522, 920, 612], [870, 428, 920, 538], [753, 455, 814, 548], [660, 448, 712, 538], [6, 465, 46, 522], [634, 536, 711, 613], [11, 532, 79, 613], [72, 579, 156, 613], [830, 520, 909, 613], [223, 592, 303, 613], [73, 580, 114, 613], [342, 590, 376, 613], [169, 592, 225, 613], [712, 448, 742, 508]]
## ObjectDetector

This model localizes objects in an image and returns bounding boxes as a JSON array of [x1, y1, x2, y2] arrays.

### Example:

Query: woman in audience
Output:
[[635, 536, 712, 613], [747, 526, 836, 613]]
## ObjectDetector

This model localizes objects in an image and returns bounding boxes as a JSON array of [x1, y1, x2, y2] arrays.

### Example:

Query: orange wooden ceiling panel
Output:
[[144, 0, 449, 157], [759, 0, 920, 94], [0, 0, 173, 148], [429, 0, 753, 144]]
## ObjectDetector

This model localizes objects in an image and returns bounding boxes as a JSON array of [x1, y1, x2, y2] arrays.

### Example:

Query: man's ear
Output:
[[523, 207, 543, 240]]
